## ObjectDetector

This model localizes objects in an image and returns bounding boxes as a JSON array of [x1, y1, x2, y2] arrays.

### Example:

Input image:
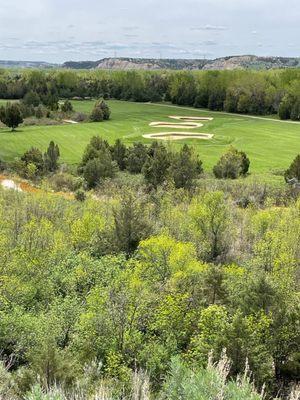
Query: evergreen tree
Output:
[[126, 142, 148, 173], [213, 147, 250, 179], [113, 191, 152, 255], [0, 102, 23, 131], [170, 144, 203, 189], [142, 143, 171, 187], [111, 139, 127, 170], [90, 105, 104, 122], [44, 141, 60, 172], [61, 100, 73, 113]]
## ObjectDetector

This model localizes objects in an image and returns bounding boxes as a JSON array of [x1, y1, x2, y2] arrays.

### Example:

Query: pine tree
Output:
[[170, 144, 203, 189], [142, 143, 171, 187], [0, 102, 23, 131], [44, 141, 60, 172], [111, 139, 127, 170]]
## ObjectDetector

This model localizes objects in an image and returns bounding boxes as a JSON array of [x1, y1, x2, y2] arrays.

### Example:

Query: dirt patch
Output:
[[143, 132, 214, 141], [0, 175, 73, 199], [1, 179, 22, 192], [169, 115, 214, 122], [149, 121, 203, 129]]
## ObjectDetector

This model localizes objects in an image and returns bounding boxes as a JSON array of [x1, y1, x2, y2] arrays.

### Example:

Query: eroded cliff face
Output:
[[61, 56, 300, 71], [96, 58, 162, 70]]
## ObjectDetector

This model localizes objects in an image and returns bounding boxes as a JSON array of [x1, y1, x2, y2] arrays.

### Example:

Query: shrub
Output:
[[61, 100, 73, 113], [21, 147, 44, 177], [284, 154, 300, 183], [95, 99, 111, 120], [73, 112, 88, 122], [83, 156, 117, 188], [49, 173, 83, 192], [126, 143, 148, 174], [89, 106, 103, 122], [75, 189, 86, 202], [213, 147, 250, 179]]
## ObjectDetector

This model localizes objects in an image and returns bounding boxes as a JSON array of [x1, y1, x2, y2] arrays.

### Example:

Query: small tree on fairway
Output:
[[284, 154, 300, 182], [44, 141, 60, 172], [94, 99, 111, 120], [90, 106, 104, 122], [0, 102, 23, 131]]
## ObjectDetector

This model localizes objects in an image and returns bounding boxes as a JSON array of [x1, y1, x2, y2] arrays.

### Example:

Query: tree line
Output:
[[0, 68, 299, 120]]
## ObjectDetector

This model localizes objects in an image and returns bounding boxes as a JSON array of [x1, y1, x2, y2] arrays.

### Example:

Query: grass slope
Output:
[[0, 100, 299, 174]]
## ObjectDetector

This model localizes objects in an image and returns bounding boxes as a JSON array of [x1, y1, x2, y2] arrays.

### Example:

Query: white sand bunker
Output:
[[149, 121, 203, 129], [1, 179, 22, 192], [169, 115, 214, 122], [145, 115, 214, 141], [143, 132, 214, 141]]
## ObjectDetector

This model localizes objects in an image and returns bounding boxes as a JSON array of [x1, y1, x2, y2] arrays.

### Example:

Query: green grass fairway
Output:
[[0, 100, 299, 175]]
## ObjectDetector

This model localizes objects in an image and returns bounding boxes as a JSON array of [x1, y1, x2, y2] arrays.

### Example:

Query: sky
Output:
[[0, 0, 299, 63]]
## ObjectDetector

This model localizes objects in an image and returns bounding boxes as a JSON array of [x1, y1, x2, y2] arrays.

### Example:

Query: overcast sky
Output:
[[0, 0, 299, 63]]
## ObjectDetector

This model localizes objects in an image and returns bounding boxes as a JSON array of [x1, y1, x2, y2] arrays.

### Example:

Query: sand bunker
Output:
[[143, 132, 214, 141], [145, 115, 214, 141], [169, 115, 214, 122], [63, 119, 78, 124], [149, 121, 203, 129]]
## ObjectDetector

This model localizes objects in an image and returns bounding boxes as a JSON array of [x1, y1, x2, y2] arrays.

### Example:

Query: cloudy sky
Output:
[[0, 0, 299, 62]]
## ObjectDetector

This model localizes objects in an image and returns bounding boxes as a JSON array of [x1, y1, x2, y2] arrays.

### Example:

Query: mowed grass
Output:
[[0, 99, 299, 174]]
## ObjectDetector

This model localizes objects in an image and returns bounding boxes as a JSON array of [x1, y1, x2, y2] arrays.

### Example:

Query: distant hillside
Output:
[[62, 58, 209, 70], [203, 55, 300, 70], [2, 55, 300, 71], [63, 55, 300, 71], [0, 60, 58, 69]]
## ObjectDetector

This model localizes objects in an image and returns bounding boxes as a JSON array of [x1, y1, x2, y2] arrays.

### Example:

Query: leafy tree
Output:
[[213, 147, 250, 179], [189, 192, 231, 261], [23, 91, 41, 107], [278, 99, 291, 120], [44, 141, 60, 172], [0, 102, 23, 131]]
